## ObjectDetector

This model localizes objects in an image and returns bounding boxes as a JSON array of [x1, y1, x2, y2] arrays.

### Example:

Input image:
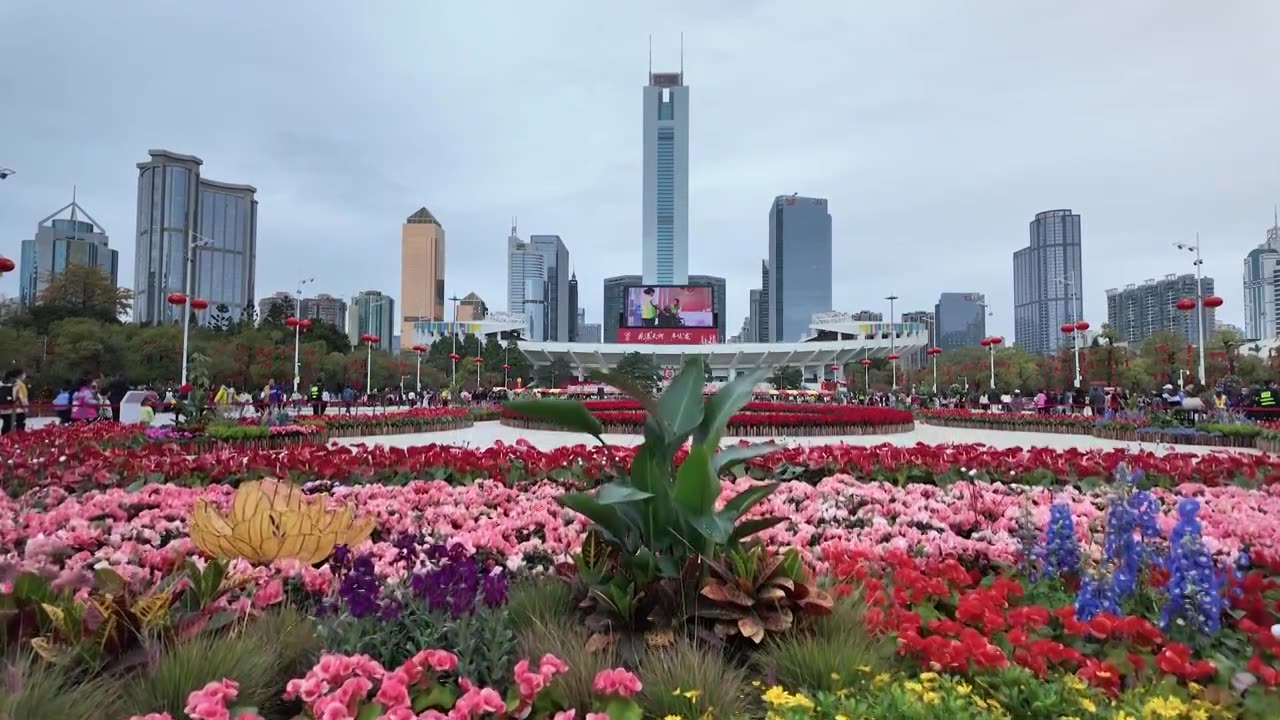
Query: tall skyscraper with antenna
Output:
[[642, 35, 689, 286], [1243, 206, 1280, 340]]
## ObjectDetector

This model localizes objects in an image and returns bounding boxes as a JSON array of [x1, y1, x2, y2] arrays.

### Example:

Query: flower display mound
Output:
[[502, 398, 914, 436], [924, 408, 1268, 450], [921, 408, 1097, 435]]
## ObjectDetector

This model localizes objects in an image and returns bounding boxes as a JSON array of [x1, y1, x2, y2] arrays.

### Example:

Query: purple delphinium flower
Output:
[[338, 554, 382, 619], [409, 544, 508, 617], [1041, 500, 1080, 579], [481, 571, 508, 608], [1160, 497, 1226, 636]]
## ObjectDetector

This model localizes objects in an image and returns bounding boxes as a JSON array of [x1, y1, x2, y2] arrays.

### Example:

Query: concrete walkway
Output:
[[332, 420, 1257, 455]]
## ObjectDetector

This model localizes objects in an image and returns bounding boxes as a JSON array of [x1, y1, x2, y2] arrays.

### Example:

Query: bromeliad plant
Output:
[[507, 360, 785, 654]]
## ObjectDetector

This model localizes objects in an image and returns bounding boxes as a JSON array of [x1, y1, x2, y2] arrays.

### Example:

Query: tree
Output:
[[614, 352, 661, 393], [37, 265, 132, 320], [261, 298, 293, 327], [770, 365, 803, 390], [209, 303, 233, 332], [303, 319, 351, 355], [237, 303, 258, 329], [535, 357, 573, 388]]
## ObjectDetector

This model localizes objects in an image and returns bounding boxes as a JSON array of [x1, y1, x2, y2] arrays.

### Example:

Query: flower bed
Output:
[[502, 400, 914, 437], [1096, 421, 1264, 449], [920, 408, 1096, 435], [308, 407, 487, 438], [7, 432, 1280, 497]]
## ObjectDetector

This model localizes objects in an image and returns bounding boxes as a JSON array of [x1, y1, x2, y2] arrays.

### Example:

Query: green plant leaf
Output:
[[728, 516, 787, 542], [504, 399, 604, 441], [695, 367, 768, 445], [595, 482, 654, 505], [673, 444, 718, 517], [557, 492, 633, 542], [721, 481, 780, 519], [657, 358, 706, 442], [93, 567, 126, 594], [603, 697, 644, 720], [686, 511, 733, 546], [712, 442, 778, 475], [356, 702, 385, 720], [628, 445, 672, 550]]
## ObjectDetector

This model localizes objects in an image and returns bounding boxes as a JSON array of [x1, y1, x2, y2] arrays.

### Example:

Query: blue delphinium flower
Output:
[[1075, 569, 1120, 620], [1160, 498, 1226, 636], [1042, 500, 1081, 578]]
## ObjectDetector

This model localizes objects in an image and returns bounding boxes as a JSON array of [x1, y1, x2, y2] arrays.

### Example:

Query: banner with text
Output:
[[616, 327, 719, 345]]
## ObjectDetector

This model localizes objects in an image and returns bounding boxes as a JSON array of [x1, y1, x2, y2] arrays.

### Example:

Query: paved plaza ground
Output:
[[334, 420, 1257, 455]]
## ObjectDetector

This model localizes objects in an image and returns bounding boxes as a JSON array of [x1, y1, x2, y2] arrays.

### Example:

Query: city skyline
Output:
[[3, 3, 1278, 337]]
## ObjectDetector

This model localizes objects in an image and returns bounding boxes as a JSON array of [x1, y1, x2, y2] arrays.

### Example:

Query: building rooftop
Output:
[[406, 207, 440, 225]]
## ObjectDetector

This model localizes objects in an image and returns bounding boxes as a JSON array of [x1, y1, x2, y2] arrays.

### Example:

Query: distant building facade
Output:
[[767, 195, 832, 342], [1014, 209, 1083, 354], [134, 149, 257, 324], [1105, 274, 1216, 345], [456, 292, 488, 321], [643, 67, 689, 285], [603, 274, 641, 343], [401, 208, 446, 335], [851, 310, 884, 322], [757, 261, 770, 343], [299, 293, 347, 331], [19, 198, 118, 306], [1243, 214, 1280, 340], [530, 235, 570, 341], [347, 290, 395, 351], [258, 291, 295, 320], [934, 293, 987, 351]]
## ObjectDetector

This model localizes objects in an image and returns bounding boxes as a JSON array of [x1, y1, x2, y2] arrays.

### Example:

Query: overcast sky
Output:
[[2, 1, 1278, 337]]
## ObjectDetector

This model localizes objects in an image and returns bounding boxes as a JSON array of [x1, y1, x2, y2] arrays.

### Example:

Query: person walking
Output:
[[0, 368, 28, 435], [71, 378, 99, 423], [52, 382, 72, 424], [309, 376, 326, 416], [106, 374, 129, 422]]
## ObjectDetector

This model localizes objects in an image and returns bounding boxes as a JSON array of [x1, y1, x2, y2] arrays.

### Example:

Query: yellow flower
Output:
[[830, 672, 841, 681], [1142, 696, 1189, 719], [663, 716, 682, 720], [1187, 682, 1203, 696], [1079, 697, 1097, 713], [903, 680, 924, 694], [1063, 674, 1086, 691], [872, 673, 891, 688], [681, 689, 702, 701], [761, 686, 815, 711], [856, 665, 872, 672], [918, 672, 939, 683], [921, 691, 940, 704]]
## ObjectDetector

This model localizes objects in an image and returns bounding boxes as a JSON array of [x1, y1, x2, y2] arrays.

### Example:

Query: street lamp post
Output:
[[1175, 235, 1209, 386], [448, 295, 462, 387], [980, 336, 1003, 389], [178, 230, 215, 386], [885, 294, 899, 390], [1052, 273, 1085, 388], [926, 346, 942, 394], [290, 278, 315, 394], [356, 295, 391, 398], [412, 345, 427, 394]]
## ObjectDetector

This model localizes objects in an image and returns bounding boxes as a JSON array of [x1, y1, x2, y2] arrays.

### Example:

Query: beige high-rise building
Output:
[[401, 207, 445, 334], [456, 291, 488, 321]]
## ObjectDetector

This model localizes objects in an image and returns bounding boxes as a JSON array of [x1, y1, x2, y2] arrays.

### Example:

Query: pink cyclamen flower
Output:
[[552, 711, 577, 720], [592, 668, 642, 698], [585, 714, 609, 720]]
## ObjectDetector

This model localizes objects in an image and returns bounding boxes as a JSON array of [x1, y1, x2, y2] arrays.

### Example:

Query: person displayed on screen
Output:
[[671, 298, 683, 324], [641, 287, 658, 327]]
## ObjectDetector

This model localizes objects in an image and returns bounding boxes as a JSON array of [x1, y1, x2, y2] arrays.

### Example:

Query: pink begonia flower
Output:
[[373, 669, 411, 708], [585, 713, 609, 720], [453, 678, 506, 717], [592, 668, 642, 698], [253, 578, 285, 608], [126, 714, 174, 720], [552, 711, 577, 720], [380, 706, 418, 720]]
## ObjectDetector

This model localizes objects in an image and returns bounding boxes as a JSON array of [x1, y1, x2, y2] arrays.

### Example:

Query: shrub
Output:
[[0, 653, 121, 720], [758, 590, 897, 693], [636, 638, 755, 719]]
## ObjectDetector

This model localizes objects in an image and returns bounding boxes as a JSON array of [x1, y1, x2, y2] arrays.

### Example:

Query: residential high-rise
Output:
[[934, 294, 986, 351], [530, 235, 570, 340], [851, 310, 884, 322], [603, 274, 641, 343], [568, 272, 579, 341], [1243, 210, 1280, 340], [642, 63, 689, 285], [901, 310, 935, 346], [1014, 209, 1084, 354], [299, 293, 347, 331], [401, 208, 446, 333], [768, 195, 832, 342], [19, 196, 118, 306], [758, 261, 770, 343], [1105, 274, 1216, 345], [579, 322, 603, 343], [257, 291, 294, 320], [347, 290, 395, 351], [456, 292, 487, 321], [134, 149, 257, 324]]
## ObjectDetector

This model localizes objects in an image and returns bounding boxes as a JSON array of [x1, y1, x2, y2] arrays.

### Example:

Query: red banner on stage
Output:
[[616, 327, 719, 345]]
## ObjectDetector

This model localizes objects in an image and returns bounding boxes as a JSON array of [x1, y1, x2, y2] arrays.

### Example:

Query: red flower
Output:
[[1077, 658, 1122, 696]]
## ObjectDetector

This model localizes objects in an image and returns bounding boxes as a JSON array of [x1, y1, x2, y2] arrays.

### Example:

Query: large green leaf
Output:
[[712, 442, 779, 475], [556, 492, 633, 541], [721, 481, 781, 519], [685, 510, 733, 546], [505, 399, 604, 441], [673, 444, 719, 517], [728, 516, 787, 542], [628, 445, 672, 549], [695, 367, 768, 445], [657, 358, 706, 442], [595, 482, 654, 505]]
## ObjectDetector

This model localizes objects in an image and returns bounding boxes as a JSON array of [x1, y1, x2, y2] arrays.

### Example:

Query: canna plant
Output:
[[506, 359, 785, 655]]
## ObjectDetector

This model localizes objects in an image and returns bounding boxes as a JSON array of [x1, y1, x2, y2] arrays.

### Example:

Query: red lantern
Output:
[[166, 292, 187, 306], [829, 364, 841, 371], [1202, 295, 1223, 309], [368, 335, 380, 345], [285, 317, 301, 328], [859, 358, 872, 367], [980, 337, 992, 347], [412, 344, 428, 353], [358, 333, 372, 343], [887, 353, 901, 361], [989, 337, 1003, 346], [0, 255, 14, 273], [1074, 320, 1089, 331], [502, 364, 511, 371], [474, 357, 484, 365], [448, 353, 462, 362], [927, 347, 942, 356], [300, 319, 312, 330], [1060, 323, 1074, 334], [1175, 298, 1196, 312]]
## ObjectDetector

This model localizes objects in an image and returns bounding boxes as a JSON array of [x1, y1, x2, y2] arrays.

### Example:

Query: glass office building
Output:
[[768, 196, 832, 342], [642, 70, 689, 285], [1013, 209, 1083, 354]]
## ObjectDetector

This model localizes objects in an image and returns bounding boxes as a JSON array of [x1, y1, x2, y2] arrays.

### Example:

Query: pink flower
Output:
[[253, 578, 285, 608], [552, 712, 576, 720], [585, 714, 609, 720], [379, 707, 417, 720], [538, 653, 570, 675], [453, 679, 506, 717], [126, 714, 174, 720], [592, 668, 642, 698], [374, 670, 411, 708], [417, 648, 459, 673]]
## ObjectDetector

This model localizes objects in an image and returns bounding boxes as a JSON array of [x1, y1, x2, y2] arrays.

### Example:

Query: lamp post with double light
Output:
[[1174, 235, 1223, 386], [412, 344, 428, 394], [885, 294, 899, 390], [926, 346, 942, 394], [288, 278, 315, 394], [173, 230, 217, 386], [980, 336, 1003, 389]]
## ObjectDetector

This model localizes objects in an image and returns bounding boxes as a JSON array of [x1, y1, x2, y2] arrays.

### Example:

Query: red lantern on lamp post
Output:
[[189, 298, 209, 311], [925, 346, 942, 394], [361, 333, 382, 397], [411, 344, 428, 395], [0, 255, 14, 275], [474, 356, 484, 388], [984, 337, 1003, 390], [1202, 295, 1223, 309], [859, 357, 872, 392], [1074, 320, 1090, 332]]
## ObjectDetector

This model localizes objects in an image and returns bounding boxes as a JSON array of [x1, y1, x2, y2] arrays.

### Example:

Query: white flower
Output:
[[1272, 623, 1280, 640]]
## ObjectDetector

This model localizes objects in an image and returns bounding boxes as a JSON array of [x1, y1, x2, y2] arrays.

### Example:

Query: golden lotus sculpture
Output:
[[189, 479, 375, 564]]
